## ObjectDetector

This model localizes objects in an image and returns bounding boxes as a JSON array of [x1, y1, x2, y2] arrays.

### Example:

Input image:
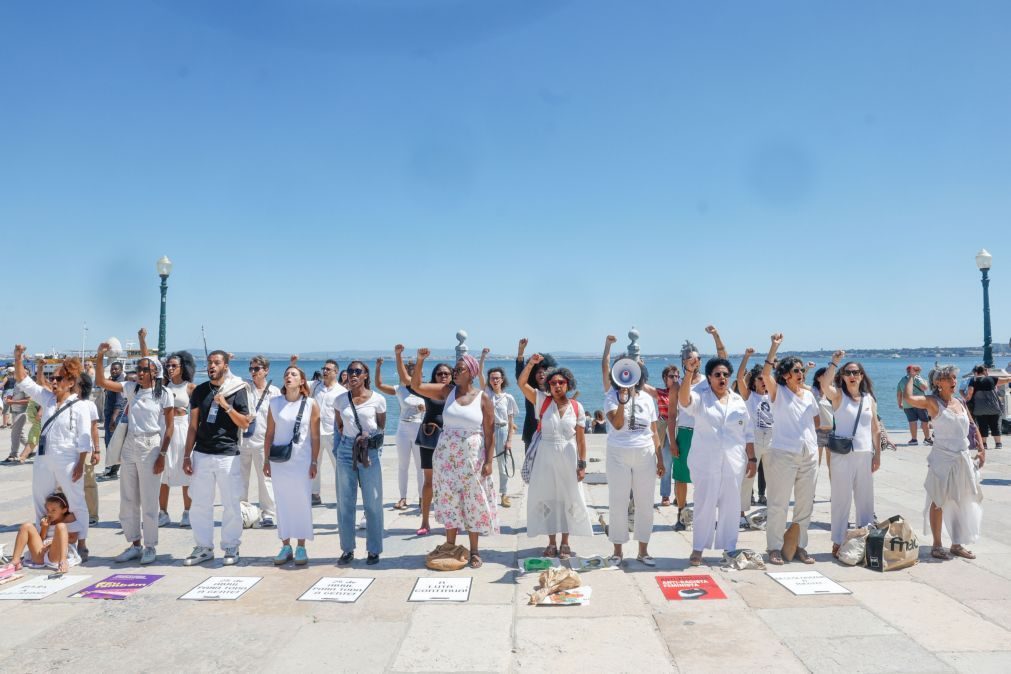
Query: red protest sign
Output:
[[655, 575, 726, 600]]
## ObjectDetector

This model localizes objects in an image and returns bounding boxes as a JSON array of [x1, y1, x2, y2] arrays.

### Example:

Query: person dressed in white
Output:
[[904, 366, 985, 561], [374, 346, 425, 511], [737, 350, 774, 524], [162, 350, 196, 527], [518, 353, 593, 560], [818, 353, 882, 558], [679, 355, 756, 565], [181, 350, 251, 567], [96, 342, 174, 565], [478, 349, 520, 508], [263, 365, 320, 566], [308, 358, 347, 506], [12, 345, 91, 555], [604, 359, 663, 566], [761, 333, 821, 565], [241, 355, 281, 527]]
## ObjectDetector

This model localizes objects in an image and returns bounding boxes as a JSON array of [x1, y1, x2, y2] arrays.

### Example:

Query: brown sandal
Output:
[[393, 498, 408, 510], [689, 551, 703, 566], [931, 545, 952, 560], [542, 544, 558, 558], [558, 544, 573, 560], [768, 550, 784, 565], [469, 553, 483, 569], [796, 548, 815, 565], [950, 545, 976, 560]]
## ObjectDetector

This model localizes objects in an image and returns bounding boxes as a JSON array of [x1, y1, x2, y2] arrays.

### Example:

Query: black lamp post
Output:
[[156, 256, 173, 357], [976, 248, 993, 368]]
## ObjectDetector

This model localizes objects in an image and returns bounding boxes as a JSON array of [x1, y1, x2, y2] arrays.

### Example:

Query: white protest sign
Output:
[[0, 574, 90, 601], [408, 577, 472, 602], [767, 571, 851, 596], [298, 577, 374, 603], [179, 576, 262, 601]]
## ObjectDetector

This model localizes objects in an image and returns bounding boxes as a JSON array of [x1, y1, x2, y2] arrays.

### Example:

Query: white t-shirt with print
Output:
[[604, 389, 657, 449]]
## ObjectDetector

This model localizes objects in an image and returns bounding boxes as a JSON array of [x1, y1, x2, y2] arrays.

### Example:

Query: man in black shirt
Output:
[[98, 361, 126, 479], [181, 350, 250, 567], [514, 338, 557, 451]]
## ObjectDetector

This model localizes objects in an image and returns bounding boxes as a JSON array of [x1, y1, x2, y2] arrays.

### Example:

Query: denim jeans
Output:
[[334, 435, 384, 555]]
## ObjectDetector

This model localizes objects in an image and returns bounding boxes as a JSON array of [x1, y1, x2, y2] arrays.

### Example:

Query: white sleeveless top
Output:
[[930, 397, 970, 455], [832, 394, 874, 452], [269, 396, 316, 457], [166, 381, 191, 413], [443, 388, 484, 432]]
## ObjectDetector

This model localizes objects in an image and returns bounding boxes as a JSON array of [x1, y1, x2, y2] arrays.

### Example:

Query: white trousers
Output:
[[189, 451, 243, 550], [119, 432, 162, 546], [397, 421, 423, 500], [240, 437, 276, 517], [311, 433, 336, 495], [740, 427, 772, 511], [829, 451, 875, 545], [693, 462, 745, 553], [606, 443, 656, 544], [764, 447, 818, 551], [33, 452, 89, 539]]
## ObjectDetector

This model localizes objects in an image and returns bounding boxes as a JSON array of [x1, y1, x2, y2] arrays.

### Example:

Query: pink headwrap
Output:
[[460, 354, 480, 378]]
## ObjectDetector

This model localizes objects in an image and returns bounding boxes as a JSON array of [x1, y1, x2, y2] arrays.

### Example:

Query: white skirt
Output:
[[270, 438, 314, 541], [161, 415, 190, 487], [923, 447, 983, 546], [526, 434, 593, 537]]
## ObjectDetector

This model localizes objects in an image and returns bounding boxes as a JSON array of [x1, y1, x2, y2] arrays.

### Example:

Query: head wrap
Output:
[[460, 354, 480, 378]]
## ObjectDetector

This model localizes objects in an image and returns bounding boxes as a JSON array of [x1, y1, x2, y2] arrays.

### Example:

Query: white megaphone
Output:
[[610, 358, 642, 389]]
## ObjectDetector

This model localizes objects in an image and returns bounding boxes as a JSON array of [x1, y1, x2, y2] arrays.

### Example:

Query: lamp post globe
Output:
[[157, 256, 172, 357], [976, 249, 993, 368]]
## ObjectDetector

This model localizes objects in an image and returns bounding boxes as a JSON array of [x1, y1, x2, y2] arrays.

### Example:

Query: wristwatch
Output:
[[576, 460, 587, 470]]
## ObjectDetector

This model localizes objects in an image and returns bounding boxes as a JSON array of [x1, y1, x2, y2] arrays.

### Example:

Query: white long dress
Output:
[[269, 396, 317, 541], [526, 391, 593, 538], [923, 397, 983, 546], [162, 381, 191, 487]]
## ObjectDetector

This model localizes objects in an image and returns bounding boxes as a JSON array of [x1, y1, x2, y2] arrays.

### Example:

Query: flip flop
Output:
[[416, 527, 430, 536], [950, 545, 976, 560], [768, 550, 785, 565], [796, 548, 816, 565], [469, 553, 483, 569], [931, 546, 952, 560]]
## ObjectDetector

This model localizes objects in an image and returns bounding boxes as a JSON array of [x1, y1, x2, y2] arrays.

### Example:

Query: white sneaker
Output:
[[222, 547, 239, 566], [140, 546, 157, 565], [260, 514, 275, 528], [158, 510, 171, 527], [183, 546, 214, 566], [357, 517, 367, 530], [113, 546, 143, 563], [179, 511, 191, 528]]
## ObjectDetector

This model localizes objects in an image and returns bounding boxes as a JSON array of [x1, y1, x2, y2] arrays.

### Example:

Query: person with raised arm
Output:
[[479, 347, 520, 508], [96, 339, 174, 565], [161, 350, 197, 527], [737, 348, 774, 522], [263, 365, 320, 566], [760, 333, 821, 565], [678, 352, 756, 565], [375, 346, 426, 511], [518, 351, 592, 559], [12, 345, 92, 557], [818, 352, 881, 558], [516, 338, 557, 452], [905, 366, 984, 560], [412, 348, 498, 568]]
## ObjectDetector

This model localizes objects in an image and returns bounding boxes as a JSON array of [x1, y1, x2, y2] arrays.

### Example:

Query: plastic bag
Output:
[[837, 528, 868, 566], [240, 501, 262, 529], [529, 567, 581, 605], [745, 508, 767, 530], [723, 549, 766, 570]]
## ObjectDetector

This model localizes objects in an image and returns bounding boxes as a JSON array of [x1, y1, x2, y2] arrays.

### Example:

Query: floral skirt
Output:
[[433, 429, 499, 535]]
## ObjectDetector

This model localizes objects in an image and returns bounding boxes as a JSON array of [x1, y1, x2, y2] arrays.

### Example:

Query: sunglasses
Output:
[[436, 371, 452, 377], [249, 366, 263, 372], [322, 367, 336, 373], [843, 369, 862, 376], [790, 367, 805, 374], [347, 368, 365, 376], [549, 379, 568, 387], [49, 375, 64, 382], [711, 372, 730, 379], [166, 363, 179, 369], [136, 367, 152, 374]]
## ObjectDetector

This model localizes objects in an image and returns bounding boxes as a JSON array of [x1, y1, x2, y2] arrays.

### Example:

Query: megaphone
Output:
[[610, 358, 642, 389]]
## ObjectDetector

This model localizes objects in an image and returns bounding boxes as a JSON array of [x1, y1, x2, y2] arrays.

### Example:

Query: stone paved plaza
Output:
[[1, 427, 1010, 673]]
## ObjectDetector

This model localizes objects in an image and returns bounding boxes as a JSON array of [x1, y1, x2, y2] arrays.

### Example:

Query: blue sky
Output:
[[2, 1, 1009, 356]]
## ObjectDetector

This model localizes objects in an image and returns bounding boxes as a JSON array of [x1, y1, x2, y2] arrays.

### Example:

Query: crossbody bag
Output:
[[828, 395, 864, 455], [243, 380, 273, 439], [348, 393, 384, 468], [268, 397, 307, 463]]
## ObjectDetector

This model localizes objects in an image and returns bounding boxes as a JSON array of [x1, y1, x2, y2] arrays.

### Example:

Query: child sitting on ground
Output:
[[3, 492, 82, 574]]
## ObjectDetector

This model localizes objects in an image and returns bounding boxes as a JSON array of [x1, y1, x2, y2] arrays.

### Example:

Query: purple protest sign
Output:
[[72, 573, 164, 600]]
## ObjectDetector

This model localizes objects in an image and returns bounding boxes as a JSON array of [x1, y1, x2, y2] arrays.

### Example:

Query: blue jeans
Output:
[[658, 418, 672, 499], [334, 435, 384, 555]]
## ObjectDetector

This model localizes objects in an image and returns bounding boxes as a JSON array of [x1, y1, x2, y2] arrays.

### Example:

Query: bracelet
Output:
[[311, 460, 318, 465], [829, 362, 839, 368], [765, 360, 775, 366], [748, 458, 757, 463]]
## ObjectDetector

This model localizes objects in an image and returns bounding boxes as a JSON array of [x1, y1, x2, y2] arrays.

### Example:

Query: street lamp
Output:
[[156, 256, 173, 357], [975, 248, 993, 368]]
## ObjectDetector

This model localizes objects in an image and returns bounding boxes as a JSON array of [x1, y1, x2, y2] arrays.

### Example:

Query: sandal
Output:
[[689, 551, 702, 566], [607, 555, 623, 567], [661, 497, 671, 507], [416, 527, 430, 536], [950, 545, 976, 560], [542, 544, 558, 558], [796, 548, 815, 565], [636, 554, 656, 567], [558, 544, 573, 560], [931, 545, 952, 560], [831, 544, 840, 559], [469, 553, 483, 569], [394, 498, 408, 510], [768, 550, 784, 565]]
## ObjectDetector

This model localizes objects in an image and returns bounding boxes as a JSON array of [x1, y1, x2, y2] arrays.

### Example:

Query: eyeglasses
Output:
[[549, 379, 568, 387], [711, 372, 730, 379], [249, 366, 263, 372], [347, 368, 365, 376], [843, 369, 862, 376]]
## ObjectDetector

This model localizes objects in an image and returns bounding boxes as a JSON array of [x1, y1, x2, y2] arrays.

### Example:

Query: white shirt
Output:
[[123, 382, 174, 434], [679, 388, 753, 477], [395, 385, 425, 424], [17, 378, 91, 457], [674, 377, 709, 429], [535, 390, 584, 441], [244, 381, 281, 447], [604, 389, 657, 449], [769, 384, 819, 454], [312, 380, 348, 435], [335, 390, 387, 437], [486, 388, 519, 425], [746, 393, 774, 430]]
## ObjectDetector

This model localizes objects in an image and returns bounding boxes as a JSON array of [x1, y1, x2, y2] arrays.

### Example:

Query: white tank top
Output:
[[443, 388, 484, 432], [166, 381, 190, 412], [832, 394, 874, 452]]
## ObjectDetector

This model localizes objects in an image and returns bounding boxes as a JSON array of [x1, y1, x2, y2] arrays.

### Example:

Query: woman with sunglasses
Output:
[[819, 353, 882, 558], [374, 346, 426, 512], [412, 348, 498, 569], [761, 333, 821, 565], [477, 349, 520, 508], [518, 353, 592, 560], [263, 365, 320, 566], [408, 359, 453, 536], [656, 364, 680, 507], [12, 345, 92, 556], [679, 354, 756, 565], [240, 355, 280, 528], [333, 361, 387, 565], [904, 366, 984, 560], [161, 350, 196, 527], [96, 342, 174, 565]]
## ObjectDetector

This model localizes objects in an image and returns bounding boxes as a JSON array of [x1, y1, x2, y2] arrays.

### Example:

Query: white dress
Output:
[[162, 381, 191, 487], [526, 392, 593, 538], [923, 398, 983, 546], [269, 396, 317, 541]]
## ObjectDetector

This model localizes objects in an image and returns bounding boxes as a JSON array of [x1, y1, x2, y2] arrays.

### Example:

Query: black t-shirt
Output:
[[970, 376, 1000, 416], [408, 386, 445, 428], [190, 381, 250, 455], [516, 358, 539, 444]]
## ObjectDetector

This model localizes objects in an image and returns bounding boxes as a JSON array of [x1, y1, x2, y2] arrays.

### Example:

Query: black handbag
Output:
[[347, 392, 383, 467], [268, 397, 306, 463], [828, 396, 864, 455], [415, 423, 441, 450], [243, 380, 272, 439]]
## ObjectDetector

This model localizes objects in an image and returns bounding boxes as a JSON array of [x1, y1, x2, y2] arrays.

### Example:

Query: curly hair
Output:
[[928, 365, 960, 394], [486, 367, 509, 389], [704, 357, 733, 378], [167, 351, 196, 383], [774, 356, 805, 386], [541, 367, 577, 393]]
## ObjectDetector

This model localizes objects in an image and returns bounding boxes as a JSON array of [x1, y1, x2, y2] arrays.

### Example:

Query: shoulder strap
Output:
[[41, 399, 80, 437], [851, 396, 864, 436], [535, 395, 553, 433], [347, 392, 363, 434], [291, 396, 308, 444], [254, 381, 273, 413]]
